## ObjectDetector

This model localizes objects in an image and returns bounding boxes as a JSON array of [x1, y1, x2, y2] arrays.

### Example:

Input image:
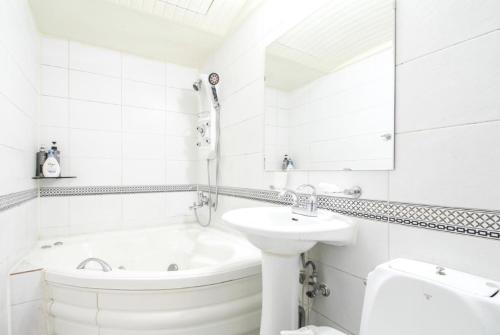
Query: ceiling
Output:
[[266, 0, 395, 91], [103, 0, 260, 36], [29, 0, 264, 68]]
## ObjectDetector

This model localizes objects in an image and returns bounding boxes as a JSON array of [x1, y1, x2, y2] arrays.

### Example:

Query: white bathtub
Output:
[[24, 224, 262, 335]]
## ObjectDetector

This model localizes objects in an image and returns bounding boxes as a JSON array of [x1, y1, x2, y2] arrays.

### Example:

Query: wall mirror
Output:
[[264, 0, 395, 171]]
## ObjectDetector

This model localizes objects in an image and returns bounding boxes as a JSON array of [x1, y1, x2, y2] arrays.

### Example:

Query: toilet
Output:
[[283, 258, 500, 335]]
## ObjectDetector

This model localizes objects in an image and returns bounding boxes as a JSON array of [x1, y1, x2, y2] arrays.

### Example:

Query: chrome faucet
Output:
[[76, 257, 112, 272], [279, 184, 318, 217]]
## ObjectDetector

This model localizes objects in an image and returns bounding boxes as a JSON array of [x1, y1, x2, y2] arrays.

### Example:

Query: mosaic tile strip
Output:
[[40, 184, 197, 197], [200, 185, 500, 241], [38, 184, 500, 241], [388, 202, 500, 240], [0, 189, 38, 212], [198, 185, 291, 205]]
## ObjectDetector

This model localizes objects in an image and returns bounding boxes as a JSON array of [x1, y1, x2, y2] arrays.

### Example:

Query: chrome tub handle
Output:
[[76, 258, 112, 272]]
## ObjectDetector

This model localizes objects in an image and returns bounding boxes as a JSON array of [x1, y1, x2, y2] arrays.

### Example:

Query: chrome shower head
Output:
[[208, 73, 219, 86], [193, 79, 202, 91]]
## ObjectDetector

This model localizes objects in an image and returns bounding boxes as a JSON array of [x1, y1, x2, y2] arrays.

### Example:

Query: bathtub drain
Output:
[[167, 264, 179, 271]]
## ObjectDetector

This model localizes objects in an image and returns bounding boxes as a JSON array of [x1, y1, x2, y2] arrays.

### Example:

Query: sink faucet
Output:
[[279, 184, 318, 217]]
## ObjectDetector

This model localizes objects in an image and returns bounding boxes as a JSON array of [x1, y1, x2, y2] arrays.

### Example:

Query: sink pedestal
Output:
[[260, 252, 300, 335]]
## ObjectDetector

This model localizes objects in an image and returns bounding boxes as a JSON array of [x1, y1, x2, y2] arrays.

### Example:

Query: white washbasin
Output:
[[222, 206, 357, 335], [222, 206, 356, 255]]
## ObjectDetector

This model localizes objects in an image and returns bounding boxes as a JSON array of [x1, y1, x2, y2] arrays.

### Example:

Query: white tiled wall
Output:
[[0, 0, 40, 333], [38, 36, 200, 237], [201, 0, 500, 333]]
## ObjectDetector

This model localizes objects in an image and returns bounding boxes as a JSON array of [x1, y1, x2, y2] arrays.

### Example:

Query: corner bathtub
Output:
[[23, 224, 262, 335]]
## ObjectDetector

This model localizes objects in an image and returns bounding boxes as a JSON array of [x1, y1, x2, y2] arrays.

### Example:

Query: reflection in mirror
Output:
[[264, 0, 395, 171]]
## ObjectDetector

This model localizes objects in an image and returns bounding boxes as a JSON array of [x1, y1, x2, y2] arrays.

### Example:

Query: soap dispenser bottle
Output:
[[282, 154, 289, 171], [42, 149, 61, 177]]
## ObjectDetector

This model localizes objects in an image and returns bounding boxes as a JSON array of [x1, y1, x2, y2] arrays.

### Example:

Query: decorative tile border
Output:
[[198, 185, 290, 205], [388, 202, 500, 240], [37, 184, 500, 241], [200, 185, 500, 241], [0, 189, 38, 212], [39, 184, 197, 197]]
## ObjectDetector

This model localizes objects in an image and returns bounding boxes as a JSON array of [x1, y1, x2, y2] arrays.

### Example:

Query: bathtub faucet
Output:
[[77, 257, 112, 272], [190, 191, 211, 210]]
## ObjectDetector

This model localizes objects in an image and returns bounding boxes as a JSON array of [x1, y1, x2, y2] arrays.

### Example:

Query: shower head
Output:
[[208, 73, 220, 86], [193, 79, 202, 91]]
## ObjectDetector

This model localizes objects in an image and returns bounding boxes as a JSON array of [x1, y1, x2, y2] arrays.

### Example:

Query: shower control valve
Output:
[[196, 126, 205, 136]]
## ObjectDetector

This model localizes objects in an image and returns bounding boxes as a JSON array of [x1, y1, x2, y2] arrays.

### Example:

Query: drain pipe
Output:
[[299, 253, 331, 327], [299, 253, 313, 326]]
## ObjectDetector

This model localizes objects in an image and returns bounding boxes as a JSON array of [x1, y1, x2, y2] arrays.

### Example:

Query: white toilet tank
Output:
[[359, 259, 500, 335]]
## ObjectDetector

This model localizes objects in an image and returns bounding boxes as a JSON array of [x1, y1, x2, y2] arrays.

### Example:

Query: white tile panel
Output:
[[389, 121, 500, 209], [41, 65, 68, 97], [123, 54, 165, 85], [70, 129, 122, 159], [123, 106, 165, 134], [396, 0, 500, 63], [39, 197, 70, 229], [69, 70, 121, 104], [123, 80, 166, 110], [123, 132, 165, 160], [41, 36, 68, 68], [389, 224, 500, 281], [312, 262, 366, 334], [40, 96, 69, 128], [122, 159, 166, 185], [69, 158, 122, 186], [397, 31, 500, 133], [69, 41, 122, 77], [70, 100, 122, 131]]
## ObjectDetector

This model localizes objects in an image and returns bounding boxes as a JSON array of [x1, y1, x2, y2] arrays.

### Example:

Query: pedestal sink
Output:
[[222, 207, 356, 335]]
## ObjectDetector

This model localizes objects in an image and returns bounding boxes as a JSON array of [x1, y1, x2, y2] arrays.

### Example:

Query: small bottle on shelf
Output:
[[42, 149, 61, 178]]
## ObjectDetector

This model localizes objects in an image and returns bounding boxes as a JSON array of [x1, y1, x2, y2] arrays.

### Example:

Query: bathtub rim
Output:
[[24, 223, 262, 290], [44, 259, 261, 290]]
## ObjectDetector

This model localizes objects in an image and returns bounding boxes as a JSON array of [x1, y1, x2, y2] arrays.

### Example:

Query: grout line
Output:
[[0, 90, 37, 122], [397, 28, 500, 66], [315, 259, 367, 281], [0, 40, 39, 93], [396, 118, 500, 135], [311, 310, 354, 335], [42, 63, 196, 90], [41, 94, 195, 113], [221, 113, 264, 130]]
